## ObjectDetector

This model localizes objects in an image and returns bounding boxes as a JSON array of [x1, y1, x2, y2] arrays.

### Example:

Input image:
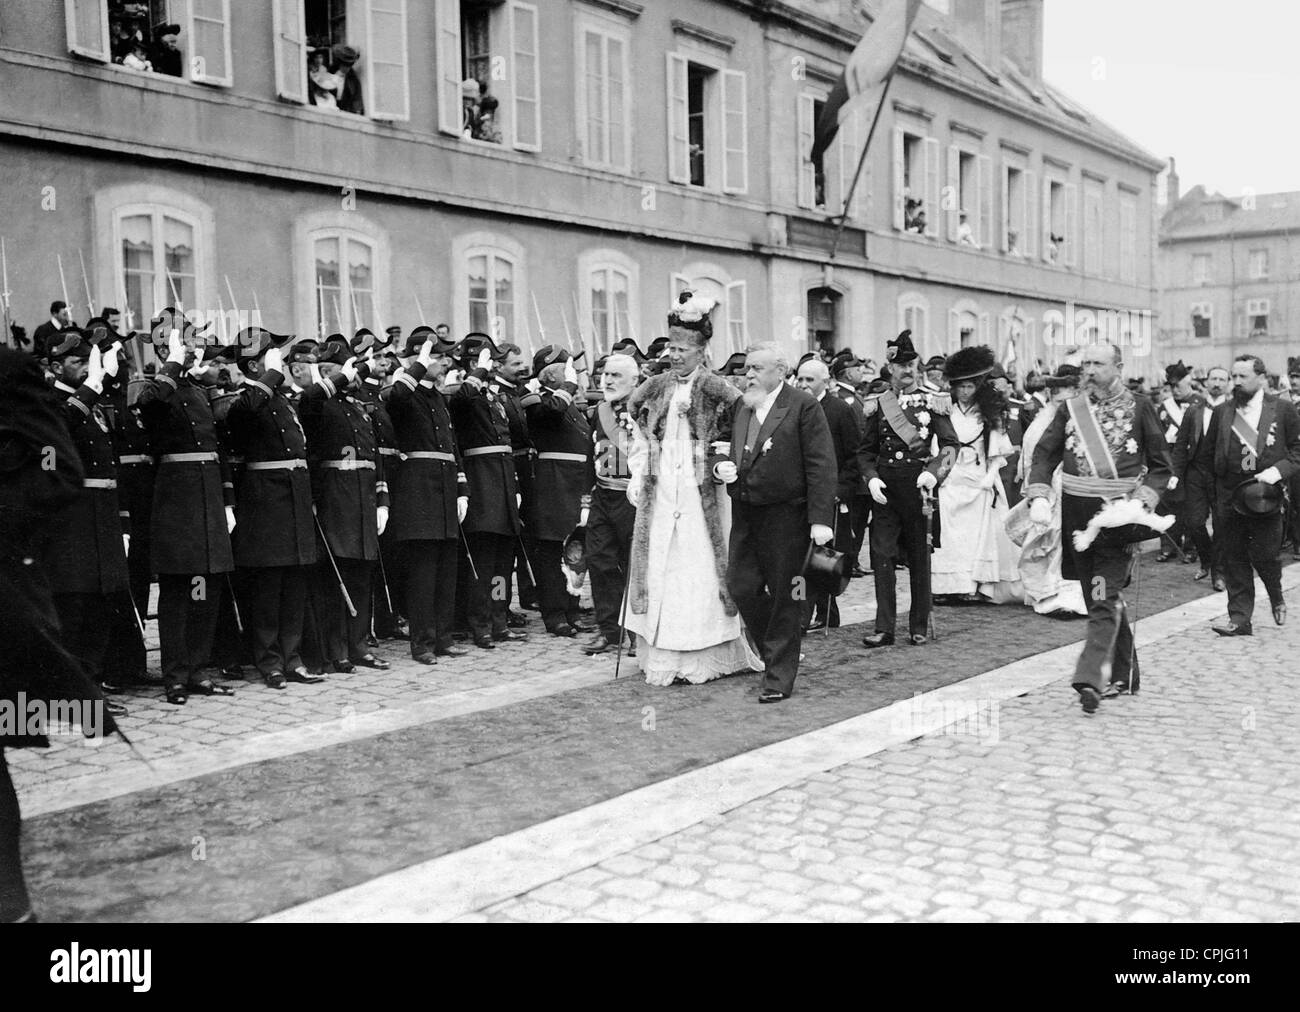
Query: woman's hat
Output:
[[331, 44, 361, 66], [943, 345, 996, 383], [667, 289, 716, 339]]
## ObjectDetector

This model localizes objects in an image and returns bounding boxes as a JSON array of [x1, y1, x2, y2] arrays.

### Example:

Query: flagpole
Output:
[[829, 71, 897, 263]]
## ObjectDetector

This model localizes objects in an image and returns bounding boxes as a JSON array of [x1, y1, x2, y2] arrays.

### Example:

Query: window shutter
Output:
[[189, 0, 233, 86], [1023, 170, 1036, 259], [839, 104, 862, 219], [978, 154, 992, 249], [948, 308, 960, 349], [721, 69, 748, 194], [1000, 163, 1010, 253], [1063, 182, 1079, 267], [947, 145, 960, 242], [979, 311, 991, 347], [892, 127, 906, 231], [65, 0, 110, 61], [1119, 195, 1136, 284], [1041, 176, 1053, 263], [923, 137, 940, 237], [510, 2, 541, 150], [366, 0, 409, 121], [797, 94, 816, 210], [435, 0, 462, 135], [273, 0, 307, 103], [666, 54, 690, 184], [726, 280, 748, 352]]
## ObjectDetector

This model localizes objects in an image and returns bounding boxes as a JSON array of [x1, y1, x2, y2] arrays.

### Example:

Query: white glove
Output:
[[264, 345, 284, 375], [564, 358, 578, 386], [710, 440, 731, 457], [1166, 476, 1179, 491], [376, 505, 389, 536], [309, 363, 323, 387], [868, 477, 888, 505], [417, 338, 435, 368], [1029, 497, 1051, 526], [341, 356, 359, 384], [187, 345, 207, 378], [225, 506, 237, 533], [166, 328, 185, 365], [839, 502, 849, 514], [626, 478, 642, 508], [579, 507, 590, 527], [457, 496, 469, 524], [714, 460, 738, 484], [1256, 466, 1283, 486], [102, 344, 120, 379], [476, 347, 493, 372], [525, 378, 541, 394], [85, 344, 105, 393], [516, 493, 522, 509], [443, 368, 463, 387], [811, 524, 834, 546], [916, 471, 937, 491], [122, 533, 131, 556]]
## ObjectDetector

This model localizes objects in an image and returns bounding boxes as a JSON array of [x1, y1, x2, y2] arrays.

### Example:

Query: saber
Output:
[[457, 520, 480, 582], [350, 287, 363, 335], [225, 574, 244, 633], [125, 585, 148, 640], [316, 278, 327, 338], [613, 585, 631, 680], [78, 249, 95, 318], [921, 486, 939, 641], [1, 236, 11, 345], [376, 542, 395, 615], [516, 533, 537, 585], [315, 513, 358, 617], [531, 290, 547, 343], [332, 293, 345, 337], [215, 291, 228, 344], [558, 304, 586, 371], [252, 289, 263, 326], [164, 264, 182, 313], [57, 253, 71, 309], [414, 292, 428, 326]]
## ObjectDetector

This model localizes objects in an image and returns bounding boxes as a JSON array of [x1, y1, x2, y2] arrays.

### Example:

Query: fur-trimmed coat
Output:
[[626, 369, 739, 616]]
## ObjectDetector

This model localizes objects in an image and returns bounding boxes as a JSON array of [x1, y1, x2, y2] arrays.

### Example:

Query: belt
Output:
[[537, 452, 588, 463], [1061, 472, 1141, 499], [513, 448, 533, 457], [83, 477, 117, 489], [245, 459, 308, 471], [160, 452, 219, 464], [319, 459, 376, 470], [227, 455, 246, 466], [117, 454, 154, 466], [404, 451, 456, 463], [378, 447, 401, 457], [463, 445, 511, 457]]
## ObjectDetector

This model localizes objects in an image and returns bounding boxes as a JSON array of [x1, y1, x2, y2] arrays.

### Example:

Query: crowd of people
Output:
[[108, 8, 184, 78]]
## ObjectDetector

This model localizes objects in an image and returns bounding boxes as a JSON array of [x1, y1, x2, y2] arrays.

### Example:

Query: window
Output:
[[1083, 178, 1104, 275], [1191, 302, 1212, 339], [1042, 176, 1077, 267], [672, 265, 746, 356], [807, 288, 841, 357], [452, 232, 525, 344], [68, 1, 232, 86], [1250, 249, 1269, 280], [296, 0, 409, 119], [667, 53, 746, 193], [1192, 253, 1212, 285], [898, 293, 930, 349], [949, 299, 989, 350], [578, 250, 640, 353], [1118, 191, 1137, 284], [1001, 162, 1035, 257], [797, 94, 863, 218], [998, 308, 1031, 367], [577, 19, 630, 171], [1247, 298, 1270, 337], [892, 126, 939, 236], [437, 1, 538, 147], [947, 146, 991, 247], [313, 233, 376, 336]]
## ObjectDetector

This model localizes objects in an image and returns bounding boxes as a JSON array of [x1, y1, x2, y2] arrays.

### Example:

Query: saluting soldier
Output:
[[298, 337, 390, 673], [526, 348, 595, 638], [450, 334, 526, 649], [860, 331, 959, 649], [134, 323, 237, 705], [492, 340, 539, 621], [387, 329, 470, 664]]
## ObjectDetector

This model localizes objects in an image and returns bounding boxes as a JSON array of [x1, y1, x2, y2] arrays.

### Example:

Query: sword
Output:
[[531, 290, 547, 343], [57, 253, 71, 310], [315, 512, 358, 617], [78, 249, 95, 318], [125, 585, 148, 640], [225, 574, 244, 633], [613, 585, 631, 680], [457, 520, 480, 582], [376, 541, 395, 614], [516, 533, 537, 585], [921, 486, 939, 641]]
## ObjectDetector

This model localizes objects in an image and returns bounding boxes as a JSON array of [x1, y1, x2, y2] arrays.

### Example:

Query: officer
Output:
[[831, 352, 871, 575], [491, 340, 538, 622]]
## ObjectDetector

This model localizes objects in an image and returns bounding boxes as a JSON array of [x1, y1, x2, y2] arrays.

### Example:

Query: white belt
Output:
[[463, 445, 511, 457], [83, 477, 117, 489], [117, 454, 154, 465], [245, 459, 308, 471], [537, 452, 588, 463], [160, 452, 218, 464], [404, 451, 456, 463], [319, 459, 376, 470], [378, 447, 401, 457]]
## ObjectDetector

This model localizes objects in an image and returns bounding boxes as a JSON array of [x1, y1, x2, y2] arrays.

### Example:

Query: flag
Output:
[[810, 0, 923, 164]]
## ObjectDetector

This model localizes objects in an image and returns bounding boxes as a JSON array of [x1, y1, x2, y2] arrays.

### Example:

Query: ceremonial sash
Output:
[[596, 400, 631, 476], [1066, 395, 1118, 480], [1161, 397, 1185, 443], [879, 390, 923, 451], [1231, 411, 1260, 472]]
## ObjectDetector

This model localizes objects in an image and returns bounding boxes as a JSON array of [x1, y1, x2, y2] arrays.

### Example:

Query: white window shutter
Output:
[[273, 0, 307, 103], [189, 0, 233, 86], [366, 0, 409, 121], [435, 0, 463, 135], [1064, 182, 1079, 267], [666, 54, 690, 185], [510, 2, 541, 151], [726, 280, 748, 352], [66, 0, 110, 61], [948, 308, 960, 349], [892, 127, 906, 231], [1120, 195, 1136, 284], [978, 154, 992, 249], [923, 137, 940, 238], [947, 145, 960, 242], [797, 94, 816, 210], [721, 69, 748, 194], [1041, 176, 1053, 262], [1000, 163, 1010, 253], [1024, 170, 1036, 259], [979, 311, 991, 347]]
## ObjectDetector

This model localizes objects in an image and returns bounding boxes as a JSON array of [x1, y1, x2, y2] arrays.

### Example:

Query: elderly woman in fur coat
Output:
[[623, 292, 763, 685]]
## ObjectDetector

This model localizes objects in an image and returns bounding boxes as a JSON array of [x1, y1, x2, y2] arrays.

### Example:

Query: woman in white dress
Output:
[[930, 346, 1024, 604], [623, 292, 763, 686]]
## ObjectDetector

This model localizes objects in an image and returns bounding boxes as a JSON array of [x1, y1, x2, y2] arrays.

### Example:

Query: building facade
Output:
[[0, 0, 1161, 370], [1158, 178, 1300, 375]]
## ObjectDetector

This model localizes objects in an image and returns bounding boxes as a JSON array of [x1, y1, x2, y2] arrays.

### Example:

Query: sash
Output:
[[1066, 394, 1118, 480], [596, 400, 631, 478], [1161, 397, 1185, 443], [1231, 411, 1260, 472], [879, 390, 923, 451]]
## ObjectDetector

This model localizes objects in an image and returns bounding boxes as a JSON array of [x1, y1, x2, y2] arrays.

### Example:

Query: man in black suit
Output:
[[717, 343, 836, 703], [30, 300, 73, 359], [1193, 354, 1300, 635], [796, 356, 860, 630], [1169, 364, 1228, 589]]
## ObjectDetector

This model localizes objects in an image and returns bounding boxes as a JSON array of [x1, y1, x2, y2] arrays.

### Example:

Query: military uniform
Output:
[[834, 378, 872, 571], [586, 394, 637, 648], [356, 375, 406, 637], [494, 373, 538, 612]]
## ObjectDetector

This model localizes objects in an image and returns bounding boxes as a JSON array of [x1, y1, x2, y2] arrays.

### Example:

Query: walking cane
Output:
[[314, 513, 358, 617], [921, 486, 939, 641], [612, 585, 631, 680]]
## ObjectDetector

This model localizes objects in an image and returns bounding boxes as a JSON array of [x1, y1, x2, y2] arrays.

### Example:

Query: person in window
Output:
[[476, 93, 503, 144], [306, 48, 341, 108], [461, 79, 482, 138], [150, 22, 183, 78], [904, 194, 926, 233], [956, 211, 977, 247], [331, 45, 364, 116], [1047, 233, 1063, 264], [109, 18, 138, 64], [1007, 229, 1023, 257], [122, 40, 153, 73]]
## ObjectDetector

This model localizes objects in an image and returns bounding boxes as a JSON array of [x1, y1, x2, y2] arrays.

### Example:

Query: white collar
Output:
[[54, 380, 78, 394], [1240, 388, 1265, 413], [816, 389, 826, 402], [757, 384, 782, 413]]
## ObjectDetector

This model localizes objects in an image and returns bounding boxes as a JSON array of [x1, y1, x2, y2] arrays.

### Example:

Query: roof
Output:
[[1161, 188, 1300, 241]]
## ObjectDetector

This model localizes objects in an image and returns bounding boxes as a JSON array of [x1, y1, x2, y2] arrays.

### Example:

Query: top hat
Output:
[[801, 542, 852, 600], [1231, 478, 1284, 517], [1165, 360, 1191, 384], [944, 345, 996, 383], [886, 330, 919, 365]]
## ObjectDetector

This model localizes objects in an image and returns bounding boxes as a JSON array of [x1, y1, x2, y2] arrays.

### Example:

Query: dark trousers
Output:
[[315, 557, 373, 662], [52, 592, 111, 684], [515, 537, 537, 608], [1184, 478, 1219, 574], [587, 487, 636, 641], [247, 565, 308, 675], [535, 539, 581, 631], [0, 749, 30, 921], [1288, 473, 1300, 548], [727, 500, 809, 697], [403, 538, 458, 656], [157, 572, 223, 687], [464, 531, 514, 638], [850, 494, 870, 567], [372, 529, 406, 636], [869, 472, 934, 638], [1218, 508, 1284, 627], [103, 589, 147, 683], [211, 571, 251, 670], [1069, 540, 1139, 692]]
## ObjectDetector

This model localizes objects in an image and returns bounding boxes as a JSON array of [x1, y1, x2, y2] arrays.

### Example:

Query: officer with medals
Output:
[[860, 331, 959, 649]]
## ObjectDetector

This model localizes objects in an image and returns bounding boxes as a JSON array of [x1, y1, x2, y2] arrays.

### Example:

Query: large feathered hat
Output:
[[944, 345, 997, 383], [667, 289, 716, 340]]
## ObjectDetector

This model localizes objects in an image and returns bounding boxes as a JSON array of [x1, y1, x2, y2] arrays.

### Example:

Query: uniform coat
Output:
[[386, 363, 468, 542], [451, 370, 521, 536], [526, 382, 595, 541]]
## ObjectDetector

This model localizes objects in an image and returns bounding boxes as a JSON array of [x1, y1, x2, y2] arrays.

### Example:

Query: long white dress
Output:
[[624, 378, 763, 685], [931, 405, 1024, 602]]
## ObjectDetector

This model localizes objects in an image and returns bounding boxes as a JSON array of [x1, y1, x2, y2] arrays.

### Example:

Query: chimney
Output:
[[1000, 0, 1043, 81], [1165, 157, 1180, 205]]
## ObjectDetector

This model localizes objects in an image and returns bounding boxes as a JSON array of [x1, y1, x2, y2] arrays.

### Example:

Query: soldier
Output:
[[491, 340, 538, 621], [1154, 361, 1198, 563], [43, 333, 131, 718], [831, 353, 871, 575], [1288, 357, 1300, 561], [922, 355, 948, 393], [526, 350, 595, 637], [450, 334, 526, 649], [224, 333, 323, 690], [386, 329, 469, 664], [134, 326, 237, 705], [860, 331, 959, 649], [298, 337, 390, 672]]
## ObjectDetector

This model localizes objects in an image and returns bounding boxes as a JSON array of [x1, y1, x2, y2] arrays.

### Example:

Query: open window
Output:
[[667, 53, 746, 193], [947, 146, 991, 248], [892, 126, 938, 236], [296, 0, 408, 119], [1247, 298, 1270, 337], [69, 1, 232, 87], [1042, 176, 1077, 267], [797, 94, 864, 219], [1002, 162, 1035, 257], [1191, 302, 1212, 339]]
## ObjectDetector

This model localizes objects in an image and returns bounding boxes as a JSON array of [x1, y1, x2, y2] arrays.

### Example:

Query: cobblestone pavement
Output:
[[473, 576, 1300, 923]]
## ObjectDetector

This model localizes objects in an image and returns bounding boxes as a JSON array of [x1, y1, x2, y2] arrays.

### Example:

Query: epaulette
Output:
[[927, 392, 952, 414]]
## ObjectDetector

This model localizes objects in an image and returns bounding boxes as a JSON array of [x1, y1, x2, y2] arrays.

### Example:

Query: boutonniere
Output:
[[761, 437, 773, 456], [917, 426, 930, 441], [916, 410, 931, 425]]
